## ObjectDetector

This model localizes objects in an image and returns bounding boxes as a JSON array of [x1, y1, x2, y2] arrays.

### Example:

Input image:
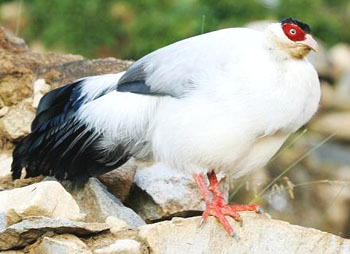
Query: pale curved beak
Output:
[[299, 34, 318, 52]]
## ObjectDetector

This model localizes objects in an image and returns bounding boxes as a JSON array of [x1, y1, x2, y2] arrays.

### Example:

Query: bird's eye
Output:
[[290, 29, 296, 35]]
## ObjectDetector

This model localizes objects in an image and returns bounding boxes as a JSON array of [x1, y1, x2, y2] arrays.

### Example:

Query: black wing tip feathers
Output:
[[117, 81, 151, 94], [281, 18, 311, 34]]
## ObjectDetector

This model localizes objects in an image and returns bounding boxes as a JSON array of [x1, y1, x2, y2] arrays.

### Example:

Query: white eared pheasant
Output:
[[12, 18, 320, 236]]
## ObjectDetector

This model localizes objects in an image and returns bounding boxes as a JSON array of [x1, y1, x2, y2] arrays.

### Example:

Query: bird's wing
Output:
[[117, 28, 256, 98], [12, 73, 129, 181], [117, 50, 196, 98]]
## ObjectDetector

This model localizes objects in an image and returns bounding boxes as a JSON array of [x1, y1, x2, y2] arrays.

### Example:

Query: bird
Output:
[[12, 18, 320, 237]]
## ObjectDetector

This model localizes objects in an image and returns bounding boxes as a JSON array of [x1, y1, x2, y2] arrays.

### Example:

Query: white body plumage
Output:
[[77, 25, 320, 178]]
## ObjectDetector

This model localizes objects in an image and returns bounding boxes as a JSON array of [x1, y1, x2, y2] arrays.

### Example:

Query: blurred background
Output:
[[0, 0, 349, 238]]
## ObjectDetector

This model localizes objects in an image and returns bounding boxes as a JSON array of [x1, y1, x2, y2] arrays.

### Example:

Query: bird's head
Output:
[[266, 18, 318, 59]]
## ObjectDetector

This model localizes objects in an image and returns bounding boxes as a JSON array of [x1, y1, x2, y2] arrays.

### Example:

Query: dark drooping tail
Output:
[[11, 78, 130, 181]]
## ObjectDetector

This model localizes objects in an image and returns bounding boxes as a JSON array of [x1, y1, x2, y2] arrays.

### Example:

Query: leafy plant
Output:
[[17, 0, 350, 59]]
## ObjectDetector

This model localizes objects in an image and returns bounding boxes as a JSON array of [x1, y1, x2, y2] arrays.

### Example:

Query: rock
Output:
[[139, 213, 350, 254], [98, 158, 137, 202], [32, 79, 51, 109], [2, 29, 27, 51], [0, 175, 45, 192], [93, 239, 141, 254], [334, 70, 350, 110], [329, 43, 350, 78], [315, 183, 350, 234], [0, 251, 24, 254], [0, 152, 12, 178], [61, 178, 145, 227], [310, 112, 350, 141], [0, 25, 130, 109], [0, 181, 83, 225], [0, 69, 34, 106], [105, 216, 128, 234], [0, 213, 6, 231], [36, 58, 132, 88], [0, 106, 9, 117], [0, 26, 26, 52], [0, 216, 110, 250], [319, 78, 350, 111], [319, 81, 336, 109], [29, 234, 92, 254], [128, 163, 219, 222], [307, 140, 350, 170], [0, 101, 35, 141]]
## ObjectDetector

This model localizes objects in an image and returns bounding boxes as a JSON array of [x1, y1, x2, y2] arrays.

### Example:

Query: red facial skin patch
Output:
[[282, 23, 306, 41]]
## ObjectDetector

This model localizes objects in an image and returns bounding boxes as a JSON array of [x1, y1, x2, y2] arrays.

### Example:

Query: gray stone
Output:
[[0, 216, 110, 250], [105, 216, 129, 234], [0, 181, 83, 225], [30, 234, 92, 254], [93, 239, 141, 254], [139, 213, 350, 254], [0, 212, 6, 231], [61, 178, 145, 227], [308, 140, 350, 169], [98, 158, 137, 202], [310, 112, 350, 141], [334, 70, 350, 110], [329, 43, 350, 78], [127, 163, 228, 222]]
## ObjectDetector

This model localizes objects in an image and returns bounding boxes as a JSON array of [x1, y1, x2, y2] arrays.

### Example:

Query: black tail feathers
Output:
[[11, 77, 130, 181]]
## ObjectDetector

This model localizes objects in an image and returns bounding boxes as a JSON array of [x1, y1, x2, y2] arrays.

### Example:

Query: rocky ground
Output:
[[0, 26, 349, 253]]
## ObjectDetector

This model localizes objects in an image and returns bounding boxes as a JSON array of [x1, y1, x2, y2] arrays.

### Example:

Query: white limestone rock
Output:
[[93, 239, 141, 254], [60, 178, 145, 227], [30, 234, 91, 254], [0, 152, 12, 179], [105, 216, 128, 234], [128, 163, 228, 222], [139, 213, 350, 254], [0, 216, 110, 250], [0, 181, 84, 226], [0, 101, 35, 141], [32, 79, 51, 109]]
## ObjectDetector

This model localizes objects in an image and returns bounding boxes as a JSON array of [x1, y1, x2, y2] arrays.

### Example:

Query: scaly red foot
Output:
[[193, 171, 260, 237]]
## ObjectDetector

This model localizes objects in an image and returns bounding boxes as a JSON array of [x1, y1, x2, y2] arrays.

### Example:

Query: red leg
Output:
[[193, 171, 260, 237], [193, 173, 211, 205], [207, 171, 225, 206]]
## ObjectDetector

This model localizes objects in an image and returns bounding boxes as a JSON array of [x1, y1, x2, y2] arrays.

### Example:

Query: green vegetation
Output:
[[16, 0, 350, 59]]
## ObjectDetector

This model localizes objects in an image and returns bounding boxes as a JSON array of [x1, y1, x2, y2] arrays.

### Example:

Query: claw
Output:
[[193, 172, 262, 238], [257, 207, 271, 219], [199, 218, 205, 227], [257, 206, 264, 214]]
